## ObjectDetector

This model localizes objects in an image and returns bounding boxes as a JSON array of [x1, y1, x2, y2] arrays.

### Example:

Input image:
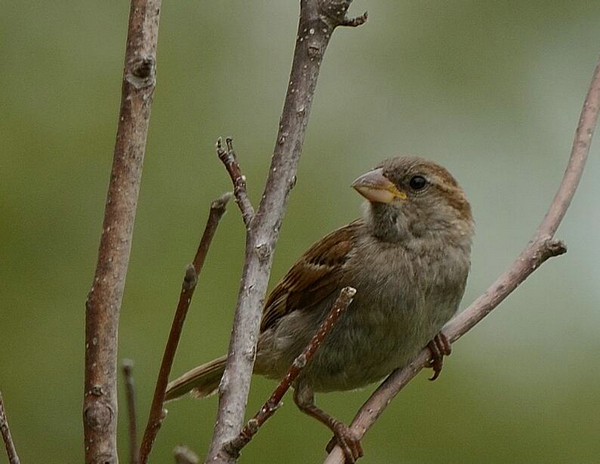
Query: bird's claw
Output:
[[427, 332, 452, 381], [325, 422, 363, 463]]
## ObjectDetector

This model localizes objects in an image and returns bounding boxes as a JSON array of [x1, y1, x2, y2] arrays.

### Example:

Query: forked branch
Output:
[[324, 54, 600, 464]]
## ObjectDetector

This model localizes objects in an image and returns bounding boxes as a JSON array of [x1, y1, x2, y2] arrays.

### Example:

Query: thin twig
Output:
[[84, 1, 162, 461], [224, 287, 356, 457], [174, 445, 200, 464], [216, 138, 254, 227], [122, 359, 139, 464], [138, 192, 232, 464], [207, 2, 366, 462], [324, 53, 600, 464], [0, 391, 20, 464]]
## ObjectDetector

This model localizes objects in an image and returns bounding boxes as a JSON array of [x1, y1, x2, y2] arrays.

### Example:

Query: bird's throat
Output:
[[364, 202, 409, 243]]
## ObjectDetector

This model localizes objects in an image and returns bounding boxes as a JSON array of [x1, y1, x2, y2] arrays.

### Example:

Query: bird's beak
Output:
[[351, 168, 407, 204]]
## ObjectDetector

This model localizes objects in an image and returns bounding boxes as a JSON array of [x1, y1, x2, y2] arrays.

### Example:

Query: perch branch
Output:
[[207, 1, 366, 462], [224, 287, 356, 457], [84, 0, 162, 462], [0, 391, 20, 464], [122, 359, 139, 464], [324, 53, 600, 464], [138, 193, 232, 464], [217, 138, 254, 227]]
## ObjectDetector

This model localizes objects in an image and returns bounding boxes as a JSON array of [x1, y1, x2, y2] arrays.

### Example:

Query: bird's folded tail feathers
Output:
[[165, 355, 227, 402]]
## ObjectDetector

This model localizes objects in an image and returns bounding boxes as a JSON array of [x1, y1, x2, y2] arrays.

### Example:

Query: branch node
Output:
[[211, 192, 234, 212], [255, 243, 271, 264], [340, 11, 368, 28], [293, 354, 307, 369], [318, 1, 367, 29], [542, 238, 567, 258], [132, 56, 155, 79], [126, 56, 156, 89], [183, 264, 198, 291]]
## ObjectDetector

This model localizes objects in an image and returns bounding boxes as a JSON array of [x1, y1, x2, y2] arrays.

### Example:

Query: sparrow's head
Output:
[[352, 156, 474, 244]]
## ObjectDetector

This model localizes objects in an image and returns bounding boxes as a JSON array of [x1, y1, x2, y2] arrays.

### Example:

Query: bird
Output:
[[166, 156, 474, 463]]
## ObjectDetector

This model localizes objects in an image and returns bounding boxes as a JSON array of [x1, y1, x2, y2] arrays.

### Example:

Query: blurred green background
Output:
[[1, 1, 599, 463]]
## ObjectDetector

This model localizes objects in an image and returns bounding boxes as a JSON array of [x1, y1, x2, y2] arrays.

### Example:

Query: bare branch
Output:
[[174, 445, 199, 464], [122, 359, 139, 464], [207, 1, 365, 462], [139, 191, 231, 461], [217, 138, 254, 227], [139, 193, 232, 464], [84, 1, 162, 462], [0, 391, 20, 464], [324, 54, 600, 464], [224, 287, 356, 457]]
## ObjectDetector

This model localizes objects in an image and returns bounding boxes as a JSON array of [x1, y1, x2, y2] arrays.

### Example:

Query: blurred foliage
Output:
[[1, 1, 600, 463]]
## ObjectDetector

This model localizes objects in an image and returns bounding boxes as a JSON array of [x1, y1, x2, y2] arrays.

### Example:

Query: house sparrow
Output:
[[166, 156, 474, 463]]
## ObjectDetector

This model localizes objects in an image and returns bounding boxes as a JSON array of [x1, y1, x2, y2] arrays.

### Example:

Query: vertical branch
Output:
[[138, 193, 232, 464], [122, 360, 139, 464], [207, 1, 366, 462], [83, 0, 162, 461], [0, 391, 20, 464]]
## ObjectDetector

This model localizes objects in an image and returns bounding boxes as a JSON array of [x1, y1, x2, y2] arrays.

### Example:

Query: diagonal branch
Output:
[[207, 1, 366, 462], [0, 391, 20, 464], [138, 193, 232, 464], [83, 1, 162, 462], [324, 53, 600, 464], [224, 287, 356, 458]]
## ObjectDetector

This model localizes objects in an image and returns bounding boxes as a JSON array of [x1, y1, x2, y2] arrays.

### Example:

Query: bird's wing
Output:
[[260, 220, 362, 332]]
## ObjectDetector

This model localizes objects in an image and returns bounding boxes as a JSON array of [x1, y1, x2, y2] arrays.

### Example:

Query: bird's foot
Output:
[[325, 422, 363, 464], [427, 332, 452, 381]]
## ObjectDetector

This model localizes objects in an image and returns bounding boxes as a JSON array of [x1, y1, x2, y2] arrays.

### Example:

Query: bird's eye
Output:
[[409, 175, 428, 191]]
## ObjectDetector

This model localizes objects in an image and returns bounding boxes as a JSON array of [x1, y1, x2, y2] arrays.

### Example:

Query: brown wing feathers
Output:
[[259, 221, 360, 331]]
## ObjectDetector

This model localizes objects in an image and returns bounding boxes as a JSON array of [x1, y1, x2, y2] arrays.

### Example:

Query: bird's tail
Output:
[[165, 356, 227, 402]]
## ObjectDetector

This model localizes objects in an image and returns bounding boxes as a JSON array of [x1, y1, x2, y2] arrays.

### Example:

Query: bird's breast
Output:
[[306, 236, 469, 391]]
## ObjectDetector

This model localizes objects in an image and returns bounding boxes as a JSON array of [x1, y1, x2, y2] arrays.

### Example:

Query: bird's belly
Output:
[[258, 291, 455, 393], [306, 301, 443, 392]]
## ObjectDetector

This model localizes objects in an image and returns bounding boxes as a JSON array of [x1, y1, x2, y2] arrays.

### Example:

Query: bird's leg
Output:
[[427, 331, 452, 381], [293, 383, 363, 463]]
